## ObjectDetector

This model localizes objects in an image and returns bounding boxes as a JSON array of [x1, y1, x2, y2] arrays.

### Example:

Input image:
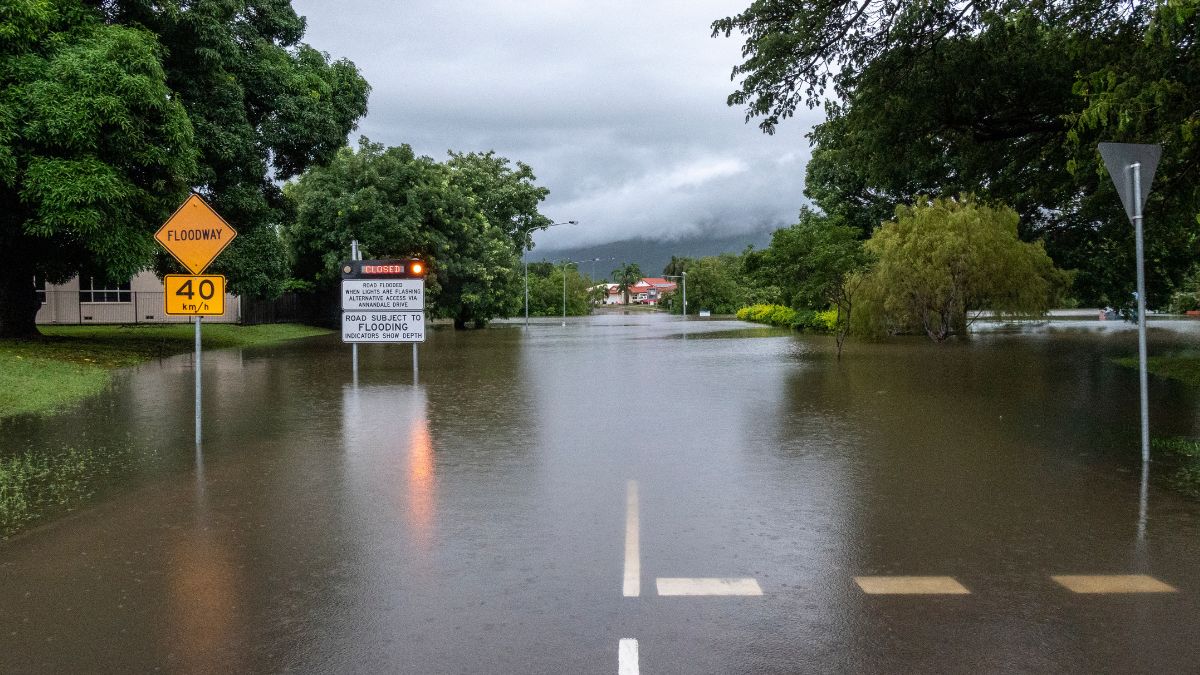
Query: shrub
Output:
[[737, 304, 837, 332]]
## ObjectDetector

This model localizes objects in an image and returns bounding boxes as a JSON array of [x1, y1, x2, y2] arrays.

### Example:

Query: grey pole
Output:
[[1132, 163, 1150, 465], [524, 251, 529, 328], [351, 239, 359, 384], [562, 261, 567, 327], [413, 342, 419, 382], [682, 272, 687, 318], [194, 316, 201, 445]]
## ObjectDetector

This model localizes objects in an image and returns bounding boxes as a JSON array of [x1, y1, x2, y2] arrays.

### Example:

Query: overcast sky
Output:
[[289, 0, 823, 251]]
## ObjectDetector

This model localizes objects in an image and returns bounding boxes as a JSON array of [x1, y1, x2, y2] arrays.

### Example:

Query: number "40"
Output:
[[175, 279, 216, 300]]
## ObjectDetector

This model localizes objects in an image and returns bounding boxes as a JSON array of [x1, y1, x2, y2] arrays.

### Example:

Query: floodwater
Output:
[[2, 314, 1200, 673]]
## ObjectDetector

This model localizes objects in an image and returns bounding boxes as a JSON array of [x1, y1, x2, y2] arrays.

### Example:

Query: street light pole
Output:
[[525, 220, 578, 328], [663, 272, 688, 318], [589, 257, 614, 307], [682, 271, 687, 318], [561, 258, 592, 326]]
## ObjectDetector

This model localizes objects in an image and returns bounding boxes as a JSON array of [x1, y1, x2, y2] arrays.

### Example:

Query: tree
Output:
[[682, 254, 747, 315], [589, 280, 610, 306], [711, 1, 1124, 134], [1064, 0, 1200, 305], [96, 0, 370, 299], [754, 208, 870, 357], [612, 262, 642, 305], [663, 255, 695, 277], [1, 0, 197, 337], [854, 196, 1069, 342], [285, 140, 537, 329], [445, 151, 553, 251], [525, 263, 590, 317], [712, 1, 1197, 308]]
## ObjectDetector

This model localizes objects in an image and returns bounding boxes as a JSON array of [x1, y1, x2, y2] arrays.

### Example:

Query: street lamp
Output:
[[589, 257, 616, 305], [561, 258, 595, 326], [525, 220, 578, 328], [663, 272, 687, 318]]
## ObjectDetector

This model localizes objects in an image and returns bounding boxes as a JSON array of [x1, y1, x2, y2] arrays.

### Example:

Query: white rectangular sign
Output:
[[342, 312, 425, 343], [341, 279, 424, 311]]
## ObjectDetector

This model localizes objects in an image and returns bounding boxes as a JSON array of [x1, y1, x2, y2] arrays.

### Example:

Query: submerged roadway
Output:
[[2, 313, 1199, 673]]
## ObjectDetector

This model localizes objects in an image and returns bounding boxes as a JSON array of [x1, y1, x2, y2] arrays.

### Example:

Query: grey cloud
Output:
[[292, 0, 824, 248]]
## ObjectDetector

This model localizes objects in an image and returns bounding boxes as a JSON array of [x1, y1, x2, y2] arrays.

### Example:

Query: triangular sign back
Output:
[[1098, 143, 1161, 223]]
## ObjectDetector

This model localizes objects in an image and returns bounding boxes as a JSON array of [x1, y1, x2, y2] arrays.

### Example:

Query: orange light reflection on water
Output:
[[407, 415, 436, 548]]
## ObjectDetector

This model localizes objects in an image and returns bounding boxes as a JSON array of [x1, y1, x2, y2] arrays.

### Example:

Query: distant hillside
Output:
[[527, 231, 773, 280]]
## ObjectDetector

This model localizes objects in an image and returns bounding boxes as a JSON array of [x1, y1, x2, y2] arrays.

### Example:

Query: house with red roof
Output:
[[609, 277, 677, 305]]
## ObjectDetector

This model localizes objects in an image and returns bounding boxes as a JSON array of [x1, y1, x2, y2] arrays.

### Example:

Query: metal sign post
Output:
[[1099, 142, 1161, 468], [194, 316, 201, 445], [350, 240, 360, 385], [155, 193, 238, 447]]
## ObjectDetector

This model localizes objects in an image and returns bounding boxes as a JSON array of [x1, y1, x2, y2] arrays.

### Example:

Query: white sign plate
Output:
[[342, 279, 424, 311], [342, 312, 425, 343]]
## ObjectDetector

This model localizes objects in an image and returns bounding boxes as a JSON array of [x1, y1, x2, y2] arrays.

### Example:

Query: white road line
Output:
[[1052, 574, 1177, 593], [623, 480, 640, 597], [854, 576, 970, 595], [656, 577, 764, 596], [618, 638, 639, 675]]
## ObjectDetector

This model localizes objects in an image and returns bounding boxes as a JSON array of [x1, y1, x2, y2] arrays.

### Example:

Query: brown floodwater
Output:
[[1, 314, 1199, 673]]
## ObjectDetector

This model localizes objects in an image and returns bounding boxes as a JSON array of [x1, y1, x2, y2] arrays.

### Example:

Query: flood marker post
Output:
[[1098, 143, 1161, 467], [155, 193, 238, 446]]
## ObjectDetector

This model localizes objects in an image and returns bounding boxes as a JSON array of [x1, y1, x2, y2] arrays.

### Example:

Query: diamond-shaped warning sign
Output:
[[155, 194, 237, 274]]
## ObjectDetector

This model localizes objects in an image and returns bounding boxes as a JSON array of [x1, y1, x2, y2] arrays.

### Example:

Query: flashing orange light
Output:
[[410, 261, 424, 276]]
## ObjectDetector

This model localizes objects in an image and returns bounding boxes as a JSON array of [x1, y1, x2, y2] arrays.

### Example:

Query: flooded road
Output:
[[2, 314, 1200, 673]]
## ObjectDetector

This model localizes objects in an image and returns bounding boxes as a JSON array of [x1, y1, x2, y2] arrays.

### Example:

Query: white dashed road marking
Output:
[[854, 576, 970, 595], [1052, 574, 1176, 593], [624, 480, 640, 597], [618, 638, 639, 675], [656, 578, 764, 596]]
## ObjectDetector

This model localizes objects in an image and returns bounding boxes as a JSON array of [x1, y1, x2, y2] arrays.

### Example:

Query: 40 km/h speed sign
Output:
[[164, 275, 225, 316]]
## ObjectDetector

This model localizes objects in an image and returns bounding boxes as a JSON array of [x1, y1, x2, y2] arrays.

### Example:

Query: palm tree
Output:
[[612, 262, 642, 305], [663, 255, 693, 277]]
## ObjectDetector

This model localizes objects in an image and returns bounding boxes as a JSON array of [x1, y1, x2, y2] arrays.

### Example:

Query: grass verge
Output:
[[1150, 437, 1200, 498], [0, 323, 330, 418], [0, 443, 146, 538], [1114, 353, 1200, 387]]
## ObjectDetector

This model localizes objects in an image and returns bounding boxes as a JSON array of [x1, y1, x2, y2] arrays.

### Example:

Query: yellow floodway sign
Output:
[[155, 194, 237, 274], [164, 275, 225, 316]]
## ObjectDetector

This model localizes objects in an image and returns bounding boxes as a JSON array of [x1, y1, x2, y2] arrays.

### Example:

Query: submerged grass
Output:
[[1150, 437, 1200, 498], [0, 323, 330, 418], [1114, 353, 1200, 387], [0, 443, 148, 538]]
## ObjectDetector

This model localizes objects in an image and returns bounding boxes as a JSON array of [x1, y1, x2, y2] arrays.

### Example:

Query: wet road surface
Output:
[[2, 314, 1200, 673]]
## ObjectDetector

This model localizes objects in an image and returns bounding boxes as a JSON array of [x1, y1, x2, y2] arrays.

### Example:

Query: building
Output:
[[36, 270, 240, 324], [603, 278, 678, 306]]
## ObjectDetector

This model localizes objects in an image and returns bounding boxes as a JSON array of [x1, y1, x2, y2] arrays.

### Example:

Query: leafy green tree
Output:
[[525, 263, 590, 317], [854, 196, 1069, 342], [612, 262, 642, 305], [683, 254, 747, 315], [445, 151, 552, 251], [712, 1, 1197, 307], [286, 140, 539, 329], [754, 208, 870, 357], [1063, 1, 1200, 306], [97, 0, 370, 298], [0, 0, 197, 337]]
